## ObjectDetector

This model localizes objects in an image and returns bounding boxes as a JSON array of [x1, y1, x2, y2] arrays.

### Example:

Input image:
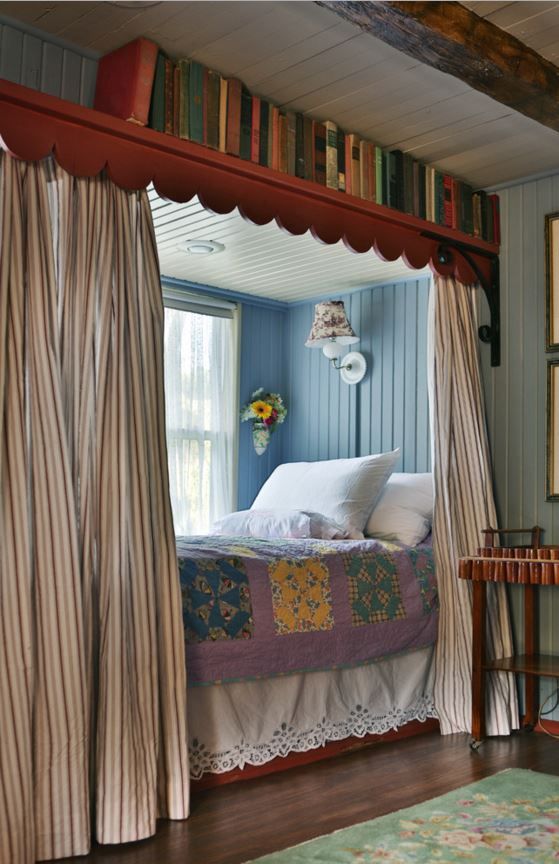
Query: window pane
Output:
[[164, 306, 235, 535]]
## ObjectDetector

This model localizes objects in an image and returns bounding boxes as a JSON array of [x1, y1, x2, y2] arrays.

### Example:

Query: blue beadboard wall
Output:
[[0, 15, 97, 105], [285, 278, 431, 470], [480, 174, 559, 720], [238, 303, 288, 510]]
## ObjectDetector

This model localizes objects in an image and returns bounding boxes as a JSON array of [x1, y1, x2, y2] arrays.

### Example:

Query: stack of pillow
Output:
[[211, 450, 434, 547]]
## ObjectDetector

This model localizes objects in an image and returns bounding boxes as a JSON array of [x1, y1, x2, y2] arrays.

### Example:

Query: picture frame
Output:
[[545, 212, 559, 350], [547, 359, 559, 500]]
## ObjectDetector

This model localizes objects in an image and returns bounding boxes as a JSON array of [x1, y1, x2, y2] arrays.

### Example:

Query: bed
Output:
[[177, 532, 438, 778]]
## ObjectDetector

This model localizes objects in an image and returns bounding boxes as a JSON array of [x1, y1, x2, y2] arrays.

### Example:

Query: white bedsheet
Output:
[[187, 645, 436, 777]]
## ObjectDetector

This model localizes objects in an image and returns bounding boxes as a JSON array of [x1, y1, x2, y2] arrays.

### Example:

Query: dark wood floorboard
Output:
[[66, 731, 559, 864]]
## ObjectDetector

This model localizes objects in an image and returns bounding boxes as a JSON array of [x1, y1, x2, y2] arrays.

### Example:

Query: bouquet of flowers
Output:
[[241, 388, 287, 454]]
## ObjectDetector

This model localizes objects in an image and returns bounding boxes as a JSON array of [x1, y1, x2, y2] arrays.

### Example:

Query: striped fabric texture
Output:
[[428, 275, 519, 736], [0, 152, 189, 863]]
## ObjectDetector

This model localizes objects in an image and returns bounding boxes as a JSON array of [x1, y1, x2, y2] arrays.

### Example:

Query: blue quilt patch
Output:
[[179, 557, 253, 642]]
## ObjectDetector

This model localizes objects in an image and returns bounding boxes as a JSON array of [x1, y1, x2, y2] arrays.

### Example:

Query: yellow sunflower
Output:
[[251, 400, 273, 419]]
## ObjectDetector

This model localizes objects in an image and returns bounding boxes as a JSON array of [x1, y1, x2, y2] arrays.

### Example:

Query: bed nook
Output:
[[0, 75, 518, 861]]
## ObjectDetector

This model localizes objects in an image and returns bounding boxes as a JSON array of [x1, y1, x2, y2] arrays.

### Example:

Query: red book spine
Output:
[[443, 175, 454, 228], [94, 37, 158, 126], [226, 78, 242, 157], [251, 96, 261, 163]]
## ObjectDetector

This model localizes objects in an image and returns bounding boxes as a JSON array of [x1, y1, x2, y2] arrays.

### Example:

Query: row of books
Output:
[[93, 37, 500, 244]]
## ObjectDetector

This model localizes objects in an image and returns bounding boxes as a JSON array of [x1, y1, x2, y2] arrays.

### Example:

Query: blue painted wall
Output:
[[286, 278, 431, 471], [238, 302, 288, 510]]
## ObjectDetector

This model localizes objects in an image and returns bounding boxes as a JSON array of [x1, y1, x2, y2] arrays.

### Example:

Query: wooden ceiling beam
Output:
[[316, 1, 559, 133]]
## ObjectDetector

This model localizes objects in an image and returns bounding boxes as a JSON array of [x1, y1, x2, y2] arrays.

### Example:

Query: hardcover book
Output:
[[259, 99, 270, 167], [286, 112, 297, 176], [313, 121, 327, 185], [205, 69, 221, 150], [219, 77, 228, 152], [251, 96, 261, 163], [188, 60, 205, 144], [346, 133, 360, 198], [94, 37, 159, 126], [240, 85, 253, 160], [164, 58, 174, 136], [337, 128, 346, 192], [148, 50, 166, 133], [177, 59, 190, 140], [225, 78, 242, 156], [324, 120, 338, 190], [304, 116, 314, 182]]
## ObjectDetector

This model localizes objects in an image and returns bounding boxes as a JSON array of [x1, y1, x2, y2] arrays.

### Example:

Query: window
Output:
[[163, 288, 238, 535]]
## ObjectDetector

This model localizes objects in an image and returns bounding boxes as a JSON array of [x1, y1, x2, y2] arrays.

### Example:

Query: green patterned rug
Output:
[[246, 769, 559, 863]]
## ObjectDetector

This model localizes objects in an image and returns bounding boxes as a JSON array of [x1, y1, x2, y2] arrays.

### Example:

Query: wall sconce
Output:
[[305, 300, 367, 385]]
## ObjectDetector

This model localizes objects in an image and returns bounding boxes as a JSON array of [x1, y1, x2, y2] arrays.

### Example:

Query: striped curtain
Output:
[[0, 152, 189, 863], [428, 275, 519, 736]]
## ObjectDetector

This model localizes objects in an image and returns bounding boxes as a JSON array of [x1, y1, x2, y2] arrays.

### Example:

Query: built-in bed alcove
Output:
[[0, 77, 503, 788]]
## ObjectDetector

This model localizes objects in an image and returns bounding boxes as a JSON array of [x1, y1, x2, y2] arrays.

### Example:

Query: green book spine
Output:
[[418, 163, 426, 220], [240, 85, 252, 160], [463, 184, 474, 235], [382, 150, 389, 204], [178, 59, 189, 139], [259, 99, 270, 167], [303, 116, 314, 182], [374, 146, 383, 205], [149, 51, 166, 132], [189, 60, 204, 144], [403, 153, 414, 214], [205, 69, 220, 149], [435, 172, 445, 224]]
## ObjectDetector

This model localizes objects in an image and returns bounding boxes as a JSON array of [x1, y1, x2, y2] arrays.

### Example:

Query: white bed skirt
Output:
[[187, 646, 437, 778]]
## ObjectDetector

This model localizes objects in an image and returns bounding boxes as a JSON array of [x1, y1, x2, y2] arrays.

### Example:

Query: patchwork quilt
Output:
[[176, 535, 438, 686]]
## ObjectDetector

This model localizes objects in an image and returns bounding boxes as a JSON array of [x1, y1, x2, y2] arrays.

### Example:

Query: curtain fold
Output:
[[0, 152, 189, 863], [428, 274, 519, 736]]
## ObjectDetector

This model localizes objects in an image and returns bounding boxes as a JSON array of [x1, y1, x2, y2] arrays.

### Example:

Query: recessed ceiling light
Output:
[[177, 240, 226, 256]]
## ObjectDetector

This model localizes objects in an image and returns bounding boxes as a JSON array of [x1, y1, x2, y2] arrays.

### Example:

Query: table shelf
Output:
[[484, 654, 559, 678]]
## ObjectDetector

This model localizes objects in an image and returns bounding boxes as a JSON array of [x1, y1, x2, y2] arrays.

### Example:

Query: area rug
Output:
[[245, 769, 559, 862]]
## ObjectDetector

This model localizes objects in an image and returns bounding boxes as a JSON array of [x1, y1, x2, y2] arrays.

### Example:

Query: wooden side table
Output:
[[459, 526, 559, 747]]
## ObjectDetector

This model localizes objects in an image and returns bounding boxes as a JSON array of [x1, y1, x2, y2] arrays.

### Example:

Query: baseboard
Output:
[[191, 717, 440, 790], [534, 718, 559, 736]]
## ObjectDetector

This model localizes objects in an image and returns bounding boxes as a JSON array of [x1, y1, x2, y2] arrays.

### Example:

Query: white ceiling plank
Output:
[[482, 1, 559, 29]]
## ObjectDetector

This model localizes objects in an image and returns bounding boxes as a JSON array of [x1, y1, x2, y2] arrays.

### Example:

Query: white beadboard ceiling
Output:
[[148, 187, 429, 302]]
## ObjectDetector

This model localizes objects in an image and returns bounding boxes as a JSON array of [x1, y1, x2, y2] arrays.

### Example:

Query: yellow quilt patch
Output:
[[269, 558, 334, 635]]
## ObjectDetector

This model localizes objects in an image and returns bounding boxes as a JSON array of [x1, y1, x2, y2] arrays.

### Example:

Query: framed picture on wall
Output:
[[545, 212, 559, 350], [547, 359, 559, 499]]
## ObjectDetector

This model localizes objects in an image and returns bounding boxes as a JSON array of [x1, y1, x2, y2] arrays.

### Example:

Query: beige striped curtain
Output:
[[428, 274, 519, 735], [0, 152, 189, 864]]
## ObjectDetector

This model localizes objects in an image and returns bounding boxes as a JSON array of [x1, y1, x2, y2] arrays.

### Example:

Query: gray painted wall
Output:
[[481, 175, 559, 720], [0, 14, 97, 105], [286, 278, 431, 470]]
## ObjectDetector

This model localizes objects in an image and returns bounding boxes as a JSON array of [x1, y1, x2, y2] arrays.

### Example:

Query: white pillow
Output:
[[365, 472, 433, 546], [210, 509, 350, 540], [251, 450, 400, 539]]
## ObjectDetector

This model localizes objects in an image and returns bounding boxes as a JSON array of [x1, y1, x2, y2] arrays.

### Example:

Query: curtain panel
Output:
[[0, 152, 189, 863], [428, 274, 519, 736]]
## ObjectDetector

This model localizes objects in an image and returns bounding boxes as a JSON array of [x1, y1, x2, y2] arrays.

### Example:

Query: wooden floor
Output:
[[68, 731, 559, 864]]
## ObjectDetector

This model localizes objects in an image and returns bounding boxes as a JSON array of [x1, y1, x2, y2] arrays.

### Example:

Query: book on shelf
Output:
[[239, 85, 252, 161], [278, 113, 288, 173], [259, 99, 270, 167], [177, 59, 189, 140], [313, 121, 327, 185], [219, 77, 228, 152], [225, 78, 242, 157], [286, 112, 297, 176], [324, 121, 338, 190], [337, 129, 346, 192], [270, 105, 280, 170], [205, 69, 220, 150], [303, 117, 314, 182], [374, 146, 383, 205], [346, 133, 360, 198], [148, 50, 166, 133], [164, 58, 174, 135], [251, 96, 261, 163], [94, 36, 158, 126], [172, 63, 181, 137], [188, 60, 204, 144]]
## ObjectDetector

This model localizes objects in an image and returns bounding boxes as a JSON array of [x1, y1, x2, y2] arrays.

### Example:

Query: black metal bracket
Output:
[[436, 243, 500, 367]]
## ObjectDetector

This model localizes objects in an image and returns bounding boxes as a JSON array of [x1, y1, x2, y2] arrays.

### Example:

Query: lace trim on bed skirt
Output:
[[189, 696, 437, 778]]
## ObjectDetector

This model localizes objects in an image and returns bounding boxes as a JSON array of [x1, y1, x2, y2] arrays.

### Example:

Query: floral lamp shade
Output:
[[305, 300, 360, 348]]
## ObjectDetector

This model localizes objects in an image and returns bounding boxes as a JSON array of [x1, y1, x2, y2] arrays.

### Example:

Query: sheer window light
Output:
[[163, 288, 238, 535]]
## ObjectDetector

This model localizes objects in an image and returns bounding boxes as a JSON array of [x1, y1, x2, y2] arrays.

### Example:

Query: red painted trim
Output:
[[0, 79, 496, 286], [191, 717, 440, 790], [534, 718, 559, 736]]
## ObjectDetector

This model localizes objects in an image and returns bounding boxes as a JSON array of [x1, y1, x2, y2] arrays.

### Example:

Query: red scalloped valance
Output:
[[0, 79, 497, 287]]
